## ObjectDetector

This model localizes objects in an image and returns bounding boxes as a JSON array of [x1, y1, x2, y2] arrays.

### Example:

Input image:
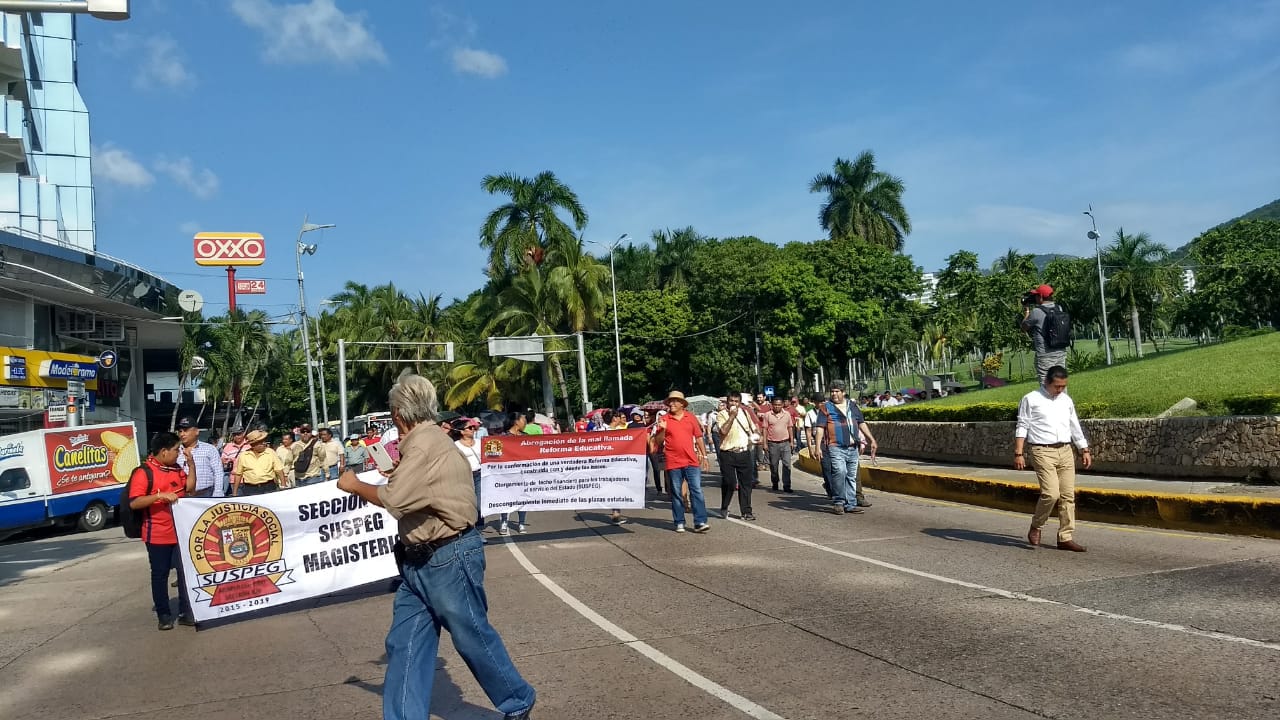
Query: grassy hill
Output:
[[1172, 196, 1280, 260], [924, 332, 1280, 418]]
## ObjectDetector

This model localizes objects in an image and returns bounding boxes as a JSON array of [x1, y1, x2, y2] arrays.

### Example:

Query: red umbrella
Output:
[[640, 400, 667, 412]]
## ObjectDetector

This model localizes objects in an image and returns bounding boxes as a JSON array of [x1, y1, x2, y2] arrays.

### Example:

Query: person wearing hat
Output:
[[175, 417, 224, 498], [814, 380, 878, 515], [626, 409, 646, 429], [220, 428, 249, 491], [275, 432, 297, 488], [231, 430, 287, 496], [651, 390, 711, 533], [344, 433, 370, 473], [1021, 283, 1071, 384]]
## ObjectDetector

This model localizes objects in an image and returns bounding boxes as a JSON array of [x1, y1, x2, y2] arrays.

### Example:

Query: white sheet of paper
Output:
[[357, 469, 388, 486]]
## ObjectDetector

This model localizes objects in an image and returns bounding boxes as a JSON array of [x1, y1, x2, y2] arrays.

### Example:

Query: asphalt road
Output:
[[2, 464, 1278, 720]]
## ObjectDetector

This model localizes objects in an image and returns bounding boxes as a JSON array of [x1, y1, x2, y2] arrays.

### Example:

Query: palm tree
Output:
[[652, 226, 705, 289], [488, 269, 576, 422], [479, 171, 589, 278], [611, 243, 658, 291], [809, 150, 911, 251], [546, 234, 610, 333], [1104, 229, 1180, 358]]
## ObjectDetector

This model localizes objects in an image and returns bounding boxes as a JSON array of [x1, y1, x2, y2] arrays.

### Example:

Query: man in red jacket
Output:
[[128, 431, 197, 630]]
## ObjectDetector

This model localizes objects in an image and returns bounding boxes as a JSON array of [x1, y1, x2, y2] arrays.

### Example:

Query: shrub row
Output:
[[864, 401, 1110, 423], [1223, 393, 1280, 416]]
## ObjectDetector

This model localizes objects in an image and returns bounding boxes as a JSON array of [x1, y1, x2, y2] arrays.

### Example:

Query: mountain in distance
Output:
[[1171, 196, 1280, 260]]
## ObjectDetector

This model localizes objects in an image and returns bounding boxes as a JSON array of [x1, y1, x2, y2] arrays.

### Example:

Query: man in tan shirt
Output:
[[336, 373, 535, 719]]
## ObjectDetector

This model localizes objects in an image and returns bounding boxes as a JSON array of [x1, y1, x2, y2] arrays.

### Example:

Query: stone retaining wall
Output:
[[868, 416, 1280, 480]]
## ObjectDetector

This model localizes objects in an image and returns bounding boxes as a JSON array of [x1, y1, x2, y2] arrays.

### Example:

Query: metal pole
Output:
[[754, 326, 762, 392], [226, 267, 237, 314], [609, 248, 624, 406], [338, 339, 348, 437], [576, 331, 590, 416], [313, 315, 329, 427], [1085, 207, 1114, 366], [296, 215, 319, 429]]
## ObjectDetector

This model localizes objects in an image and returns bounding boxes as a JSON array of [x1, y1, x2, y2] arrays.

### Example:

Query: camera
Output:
[[1021, 291, 1040, 307]]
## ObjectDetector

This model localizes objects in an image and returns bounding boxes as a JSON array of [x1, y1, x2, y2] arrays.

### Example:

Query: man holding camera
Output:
[[1021, 284, 1071, 384]]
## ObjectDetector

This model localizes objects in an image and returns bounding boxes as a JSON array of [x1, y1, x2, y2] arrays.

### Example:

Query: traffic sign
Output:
[[234, 278, 267, 294], [193, 232, 266, 267], [764, 385, 775, 398], [97, 350, 117, 369]]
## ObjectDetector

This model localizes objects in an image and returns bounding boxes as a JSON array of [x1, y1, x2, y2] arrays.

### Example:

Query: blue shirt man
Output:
[[175, 417, 225, 497]]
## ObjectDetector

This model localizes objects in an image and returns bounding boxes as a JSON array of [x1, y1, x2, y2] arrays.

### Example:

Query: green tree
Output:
[[1178, 220, 1280, 334], [1104, 228, 1180, 357], [652, 226, 706, 289], [479, 171, 588, 278], [809, 150, 911, 251]]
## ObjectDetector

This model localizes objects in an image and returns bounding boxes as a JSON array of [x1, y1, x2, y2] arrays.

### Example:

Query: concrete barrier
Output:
[[794, 449, 1280, 539]]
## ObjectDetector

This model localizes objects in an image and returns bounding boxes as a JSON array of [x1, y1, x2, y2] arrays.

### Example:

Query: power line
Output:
[[584, 311, 749, 341]]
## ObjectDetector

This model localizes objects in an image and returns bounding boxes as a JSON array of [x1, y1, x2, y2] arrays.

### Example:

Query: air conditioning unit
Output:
[[55, 310, 94, 334], [87, 317, 125, 342]]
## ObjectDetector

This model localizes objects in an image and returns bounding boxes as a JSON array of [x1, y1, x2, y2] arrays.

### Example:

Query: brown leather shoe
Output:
[[1057, 540, 1087, 552], [1027, 527, 1041, 547]]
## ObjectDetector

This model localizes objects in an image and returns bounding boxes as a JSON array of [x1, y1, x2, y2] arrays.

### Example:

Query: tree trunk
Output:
[[169, 373, 186, 431], [1130, 298, 1143, 359], [551, 355, 574, 426]]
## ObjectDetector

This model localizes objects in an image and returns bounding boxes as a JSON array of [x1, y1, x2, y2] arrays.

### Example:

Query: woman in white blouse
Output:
[[453, 418, 484, 531]]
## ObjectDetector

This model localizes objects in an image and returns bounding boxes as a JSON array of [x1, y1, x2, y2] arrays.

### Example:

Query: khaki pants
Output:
[[1029, 444, 1077, 541]]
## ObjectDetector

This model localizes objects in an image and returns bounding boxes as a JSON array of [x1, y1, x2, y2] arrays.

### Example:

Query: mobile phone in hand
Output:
[[367, 442, 395, 472]]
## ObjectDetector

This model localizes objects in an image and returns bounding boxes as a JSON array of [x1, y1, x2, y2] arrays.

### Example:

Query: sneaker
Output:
[[503, 699, 535, 720], [499, 522, 510, 536], [857, 499, 872, 507], [846, 507, 866, 514], [743, 513, 757, 521], [675, 524, 686, 533], [718, 508, 731, 519], [178, 614, 196, 627], [517, 523, 527, 534], [157, 616, 175, 631], [692, 523, 710, 533], [611, 515, 628, 525], [832, 503, 846, 515], [481, 535, 488, 544]]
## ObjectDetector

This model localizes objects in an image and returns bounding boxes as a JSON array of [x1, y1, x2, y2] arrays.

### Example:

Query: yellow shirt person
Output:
[[232, 430, 286, 496]]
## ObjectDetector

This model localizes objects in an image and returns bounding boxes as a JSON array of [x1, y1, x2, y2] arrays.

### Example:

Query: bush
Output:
[[1224, 393, 1280, 416], [1222, 325, 1276, 341], [1068, 347, 1106, 371], [865, 401, 1109, 422]]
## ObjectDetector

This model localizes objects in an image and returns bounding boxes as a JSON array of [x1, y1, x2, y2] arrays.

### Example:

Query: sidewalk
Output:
[[794, 451, 1280, 539]]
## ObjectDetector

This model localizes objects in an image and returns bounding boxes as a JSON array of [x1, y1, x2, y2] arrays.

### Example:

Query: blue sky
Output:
[[82, 0, 1279, 318]]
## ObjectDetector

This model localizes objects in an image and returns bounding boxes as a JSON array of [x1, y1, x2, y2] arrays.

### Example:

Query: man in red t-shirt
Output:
[[650, 390, 710, 533], [128, 431, 196, 630]]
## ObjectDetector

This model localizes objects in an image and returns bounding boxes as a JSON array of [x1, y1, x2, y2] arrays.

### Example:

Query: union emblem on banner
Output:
[[188, 502, 295, 606]]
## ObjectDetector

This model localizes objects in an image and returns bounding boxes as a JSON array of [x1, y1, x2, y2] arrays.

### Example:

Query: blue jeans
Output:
[[825, 445, 860, 509], [298, 475, 325, 486], [384, 529, 535, 719], [668, 465, 708, 527], [325, 466, 339, 481]]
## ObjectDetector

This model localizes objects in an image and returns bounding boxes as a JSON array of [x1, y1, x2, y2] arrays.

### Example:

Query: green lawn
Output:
[[919, 333, 1279, 418]]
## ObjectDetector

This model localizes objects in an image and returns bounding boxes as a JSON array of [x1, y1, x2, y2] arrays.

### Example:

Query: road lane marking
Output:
[[729, 519, 1280, 652], [503, 539, 787, 720]]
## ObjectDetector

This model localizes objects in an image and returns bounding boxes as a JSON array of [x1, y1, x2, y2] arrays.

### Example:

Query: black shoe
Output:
[[771, 484, 779, 491], [783, 487, 794, 493], [178, 614, 196, 627], [158, 616, 175, 631], [743, 513, 757, 521], [504, 699, 535, 719]]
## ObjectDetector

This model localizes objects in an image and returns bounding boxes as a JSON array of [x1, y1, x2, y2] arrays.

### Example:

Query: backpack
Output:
[[1041, 304, 1073, 351], [119, 464, 154, 539], [293, 438, 318, 476]]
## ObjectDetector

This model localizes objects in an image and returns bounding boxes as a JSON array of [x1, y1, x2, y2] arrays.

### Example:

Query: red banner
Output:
[[479, 430, 648, 463], [43, 424, 140, 495], [234, 278, 267, 294]]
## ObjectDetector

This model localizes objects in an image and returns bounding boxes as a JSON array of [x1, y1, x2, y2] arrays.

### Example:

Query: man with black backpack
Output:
[[1022, 284, 1072, 384]]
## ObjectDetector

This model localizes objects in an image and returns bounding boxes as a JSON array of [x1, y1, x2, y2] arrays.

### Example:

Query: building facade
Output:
[[0, 10, 177, 437]]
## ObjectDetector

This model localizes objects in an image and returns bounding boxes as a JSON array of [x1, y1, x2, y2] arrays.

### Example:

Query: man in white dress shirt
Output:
[[1014, 365, 1092, 552]]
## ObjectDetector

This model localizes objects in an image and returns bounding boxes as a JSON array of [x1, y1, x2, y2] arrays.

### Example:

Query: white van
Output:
[[0, 422, 141, 539]]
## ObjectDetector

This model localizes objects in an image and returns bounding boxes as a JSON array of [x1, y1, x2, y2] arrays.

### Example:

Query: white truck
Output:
[[0, 422, 141, 540]]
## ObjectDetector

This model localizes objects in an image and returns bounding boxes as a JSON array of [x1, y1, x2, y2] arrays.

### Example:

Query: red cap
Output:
[[1034, 284, 1054, 298]]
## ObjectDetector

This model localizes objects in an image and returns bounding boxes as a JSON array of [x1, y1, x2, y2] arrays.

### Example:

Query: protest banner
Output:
[[172, 482, 398, 623], [480, 430, 647, 515]]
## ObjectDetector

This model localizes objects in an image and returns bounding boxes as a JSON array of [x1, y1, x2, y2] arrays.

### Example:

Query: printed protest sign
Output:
[[173, 483, 399, 623], [479, 430, 647, 515]]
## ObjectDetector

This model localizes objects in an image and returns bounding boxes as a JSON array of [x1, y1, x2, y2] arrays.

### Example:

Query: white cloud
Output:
[[135, 35, 195, 89], [230, 0, 387, 66], [154, 157, 220, 199], [432, 7, 507, 79], [93, 144, 154, 188], [451, 47, 507, 78]]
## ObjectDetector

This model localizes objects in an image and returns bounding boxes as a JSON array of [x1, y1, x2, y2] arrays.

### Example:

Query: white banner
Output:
[[172, 482, 399, 623], [479, 430, 648, 515]]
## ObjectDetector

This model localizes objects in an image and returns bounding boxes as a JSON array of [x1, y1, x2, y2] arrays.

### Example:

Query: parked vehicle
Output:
[[0, 422, 140, 540]]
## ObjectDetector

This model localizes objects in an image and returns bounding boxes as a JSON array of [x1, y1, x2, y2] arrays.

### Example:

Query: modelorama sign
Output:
[[173, 483, 400, 622], [480, 430, 647, 514]]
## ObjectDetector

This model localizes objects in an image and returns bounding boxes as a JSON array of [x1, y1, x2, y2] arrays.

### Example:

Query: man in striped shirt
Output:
[[175, 417, 224, 497]]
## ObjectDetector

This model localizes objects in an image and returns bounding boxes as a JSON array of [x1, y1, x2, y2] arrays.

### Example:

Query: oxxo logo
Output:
[[193, 232, 267, 267]]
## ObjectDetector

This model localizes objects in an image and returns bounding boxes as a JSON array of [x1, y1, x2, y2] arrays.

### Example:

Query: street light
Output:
[[590, 233, 629, 407], [315, 299, 342, 428], [0, 0, 129, 20], [1083, 206, 1114, 366], [296, 215, 335, 429]]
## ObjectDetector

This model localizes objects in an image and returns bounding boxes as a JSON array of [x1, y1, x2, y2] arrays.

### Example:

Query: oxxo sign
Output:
[[193, 232, 266, 267]]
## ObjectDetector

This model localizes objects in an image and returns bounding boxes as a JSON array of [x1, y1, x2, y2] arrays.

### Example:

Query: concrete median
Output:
[[795, 449, 1280, 539]]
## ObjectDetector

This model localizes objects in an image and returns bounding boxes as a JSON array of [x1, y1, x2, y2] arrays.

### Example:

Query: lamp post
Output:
[[590, 233, 629, 407], [1083, 206, 1113, 366], [315, 299, 342, 428], [296, 215, 335, 429], [0, 0, 129, 20]]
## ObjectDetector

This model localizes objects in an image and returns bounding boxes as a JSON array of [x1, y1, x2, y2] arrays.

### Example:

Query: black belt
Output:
[[396, 526, 475, 566], [1030, 442, 1070, 448]]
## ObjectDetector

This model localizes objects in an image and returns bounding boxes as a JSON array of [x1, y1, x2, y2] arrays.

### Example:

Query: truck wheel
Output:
[[77, 502, 108, 533]]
